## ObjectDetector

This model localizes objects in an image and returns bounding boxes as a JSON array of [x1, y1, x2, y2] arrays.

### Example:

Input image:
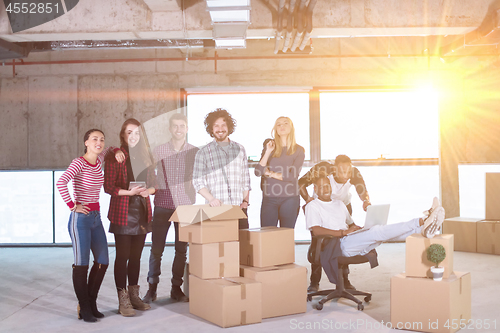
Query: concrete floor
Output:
[[0, 243, 499, 333]]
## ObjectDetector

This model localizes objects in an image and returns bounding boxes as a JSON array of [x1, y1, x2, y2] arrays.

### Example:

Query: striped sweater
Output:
[[57, 147, 114, 211]]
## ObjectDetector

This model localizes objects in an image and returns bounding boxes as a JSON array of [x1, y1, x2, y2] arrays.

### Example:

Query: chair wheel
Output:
[[307, 295, 312, 302], [357, 304, 364, 311], [316, 303, 323, 311], [364, 296, 371, 302]]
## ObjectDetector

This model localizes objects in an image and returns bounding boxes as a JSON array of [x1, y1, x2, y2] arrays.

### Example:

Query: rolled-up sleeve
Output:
[[104, 159, 121, 196], [192, 149, 206, 192], [240, 146, 251, 191]]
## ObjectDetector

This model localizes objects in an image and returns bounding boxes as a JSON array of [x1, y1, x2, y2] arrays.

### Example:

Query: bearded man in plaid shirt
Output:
[[143, 113, 199, 304], [193, 108, 251, 229]]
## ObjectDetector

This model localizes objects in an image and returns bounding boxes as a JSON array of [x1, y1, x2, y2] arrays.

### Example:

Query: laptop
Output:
[[346, 204, 391, 236]]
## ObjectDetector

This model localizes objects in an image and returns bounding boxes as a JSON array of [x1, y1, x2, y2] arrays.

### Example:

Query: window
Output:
[[0, 171, 53, 243], [459, 164, 500, 218], [320, 90, 439, 160], [187, 93, 310, 161]]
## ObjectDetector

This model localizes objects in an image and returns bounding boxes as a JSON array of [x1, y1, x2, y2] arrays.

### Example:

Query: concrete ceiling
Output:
[[1, 0, 489, 43]]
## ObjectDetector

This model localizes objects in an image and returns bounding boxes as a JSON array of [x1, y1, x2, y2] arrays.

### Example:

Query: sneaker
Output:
[[421, 206, 445, 239], [422, 197, 440, 218], [307, 282, 319, 293], [171, 286, 189, 302]]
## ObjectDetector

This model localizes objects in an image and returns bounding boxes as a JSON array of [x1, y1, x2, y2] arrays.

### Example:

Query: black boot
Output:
[[343, 268, 356, 290], [72, 265, 97, 323], [88, 261, 108, 318], [142, 283, 158, 304], [308, 262, 322, 292]]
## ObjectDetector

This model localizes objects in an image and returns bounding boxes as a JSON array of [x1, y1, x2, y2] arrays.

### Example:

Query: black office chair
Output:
[[306, 235, 378, 311]]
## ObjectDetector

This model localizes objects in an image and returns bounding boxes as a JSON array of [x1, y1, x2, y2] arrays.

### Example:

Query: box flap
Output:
[[171, 204, 246, 224]]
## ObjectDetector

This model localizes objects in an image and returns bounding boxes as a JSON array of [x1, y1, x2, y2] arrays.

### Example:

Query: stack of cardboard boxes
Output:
[[443, 173, 500, 255], [239, 226, 307, 319], [171, 204, 262, 328], [391, 233, 471, 333]]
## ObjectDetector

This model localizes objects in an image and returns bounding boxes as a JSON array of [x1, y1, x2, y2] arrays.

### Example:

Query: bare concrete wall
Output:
[[0, 43, 498, 171], [0, 78, 28, 168], [28, 76, 78, 168]]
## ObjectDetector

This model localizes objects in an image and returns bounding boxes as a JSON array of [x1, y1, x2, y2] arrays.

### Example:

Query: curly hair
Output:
[[204, 108, 236, 138]]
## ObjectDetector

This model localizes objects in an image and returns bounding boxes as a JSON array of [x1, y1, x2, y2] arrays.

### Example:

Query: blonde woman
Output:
[[255, 117, 305, 228]]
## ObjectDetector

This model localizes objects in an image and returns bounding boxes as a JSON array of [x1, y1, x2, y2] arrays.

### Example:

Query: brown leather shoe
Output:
[[171, 286, 189, 302], [307, 282, 319, 293], [142, 283, 157, 304]]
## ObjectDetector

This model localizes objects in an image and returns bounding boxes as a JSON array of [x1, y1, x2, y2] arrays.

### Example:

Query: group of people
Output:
[[57, 108, 445, 323]]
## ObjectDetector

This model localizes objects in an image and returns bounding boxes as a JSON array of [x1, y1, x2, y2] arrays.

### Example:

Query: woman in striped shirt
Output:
[[57, 129, 123, 323]]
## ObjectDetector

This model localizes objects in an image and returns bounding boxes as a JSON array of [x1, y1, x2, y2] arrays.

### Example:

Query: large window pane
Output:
[[55, 171, 156, 244], [351, 165, 439, 226], [320, 91, 439, 160], [0, 171, 53, 243], [187, 93, 310, 161], [459, 164, 500, 218]]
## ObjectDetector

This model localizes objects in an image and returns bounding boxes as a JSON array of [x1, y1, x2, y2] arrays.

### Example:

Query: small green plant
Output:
[[426, 244, 446, 268]]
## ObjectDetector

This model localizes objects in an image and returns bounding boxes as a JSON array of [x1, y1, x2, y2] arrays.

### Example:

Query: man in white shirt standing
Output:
[[305, 176, 444, 288], [193, 108, 251, 229]]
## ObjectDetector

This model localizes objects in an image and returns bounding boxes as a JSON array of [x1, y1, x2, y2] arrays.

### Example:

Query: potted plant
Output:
[[426, 244, 446, 281]]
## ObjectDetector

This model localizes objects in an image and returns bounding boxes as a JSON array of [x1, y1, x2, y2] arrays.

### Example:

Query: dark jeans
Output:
[[114, 233, 146, 289], [260, 196, 300, 229], [310, 203, 352, 285], [147, 207, 188, 287]]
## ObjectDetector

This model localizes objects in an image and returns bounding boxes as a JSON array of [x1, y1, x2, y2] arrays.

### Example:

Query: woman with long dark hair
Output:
[[255, 116, 305, 228], [104, 118, 155, 317], [57, 129, 123, 323]]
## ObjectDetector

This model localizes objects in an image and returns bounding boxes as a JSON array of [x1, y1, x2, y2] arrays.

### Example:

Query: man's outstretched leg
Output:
[[341, 198, 445, 257]]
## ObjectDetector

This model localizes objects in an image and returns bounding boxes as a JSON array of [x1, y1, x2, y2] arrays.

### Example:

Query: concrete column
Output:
[[437, 72, 466, 218], [0, 78, 29, 168]]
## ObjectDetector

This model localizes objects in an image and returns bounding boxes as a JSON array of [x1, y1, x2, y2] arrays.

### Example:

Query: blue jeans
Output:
[[147, 207, 187, 286], [68, 211, 109, 266], [260, 195, 300, 229]]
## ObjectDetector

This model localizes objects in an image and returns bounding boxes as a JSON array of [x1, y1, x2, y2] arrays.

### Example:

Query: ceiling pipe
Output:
[[274, 0, 287, 54], [2, 51, 489, 69], [299, 0, 317, 51], [283, 0, 298, 52], [290, 0, 308, 52]]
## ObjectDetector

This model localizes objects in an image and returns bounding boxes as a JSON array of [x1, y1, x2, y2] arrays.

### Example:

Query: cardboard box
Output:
[[171, 204, 246, 244], [477, 220, 500, 255], [485, 173, 500, 220], [442, 217, 480, 253], [405, 234, 454, 279], [240, 264, 307, 319], [239, 227, 295, 268], [189, 275, 262, 328], [190, 242, 240, 279], [391, 272, 471, 333], [183, 263, 189, 297]]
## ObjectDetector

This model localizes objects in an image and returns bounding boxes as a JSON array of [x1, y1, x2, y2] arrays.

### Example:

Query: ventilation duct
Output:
[[206, 0, 251, 49]]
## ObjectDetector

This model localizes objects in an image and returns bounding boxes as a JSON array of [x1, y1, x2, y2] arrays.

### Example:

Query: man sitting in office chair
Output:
[[305, 176, 445, 287]]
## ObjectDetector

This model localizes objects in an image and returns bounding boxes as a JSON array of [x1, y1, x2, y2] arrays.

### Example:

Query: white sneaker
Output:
[[421, 206, 445, 238], [422, 197, 440, 217]]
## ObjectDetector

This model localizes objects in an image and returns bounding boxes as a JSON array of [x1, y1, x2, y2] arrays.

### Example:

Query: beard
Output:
[[214, 131, 229, 142]]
